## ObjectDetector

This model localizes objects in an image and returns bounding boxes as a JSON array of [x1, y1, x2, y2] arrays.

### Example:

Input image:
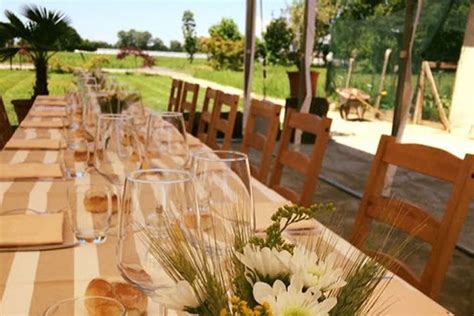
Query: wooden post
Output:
[[385, 0, 423, 196], [242, 0, 257, 130], [449, 1, 474, 136], [345, 57, 355, 88], [423, 61, 451, 131], [374, 49, 392, 109], [391, 0, 423, 138], [413, 62, 425, 124]]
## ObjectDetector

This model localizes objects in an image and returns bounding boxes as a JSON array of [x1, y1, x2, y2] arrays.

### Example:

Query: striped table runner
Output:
[[0, 97, 449, 315]]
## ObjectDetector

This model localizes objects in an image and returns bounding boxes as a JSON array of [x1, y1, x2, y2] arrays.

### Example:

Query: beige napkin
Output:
[[255, 202, 318, 232], [20, 120, 64, 128], [0, 213, 64, 246], [5, 139, 64, 150], [29, 110, 67, 117], [34, 99, 67, 107], [0, 163, 63, 180], [186, 133, 202, 146]]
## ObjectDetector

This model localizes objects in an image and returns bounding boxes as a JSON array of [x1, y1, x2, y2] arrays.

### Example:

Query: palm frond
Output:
[[0, 47, 20, 62], [22, 5, 70, 26], [0, 11, 30, 43], [20, 5, 70, 50]]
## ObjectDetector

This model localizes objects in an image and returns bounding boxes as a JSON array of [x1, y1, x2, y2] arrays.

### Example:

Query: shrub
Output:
[[200, 36, 244, 71], [83, 56, 110, 70], [49, 57, 74, 73]]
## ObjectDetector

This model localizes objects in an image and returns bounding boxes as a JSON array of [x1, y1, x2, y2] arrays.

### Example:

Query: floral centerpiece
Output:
[[138, 204, 392, 316]]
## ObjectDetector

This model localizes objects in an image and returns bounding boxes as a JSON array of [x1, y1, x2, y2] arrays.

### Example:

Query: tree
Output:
[[209, 18, 242, 41], [57, 25, 82, 51], [182, 10, 198, 63], [150, 37, 168, 51], [169, 40, 183, 52], [117, 29, 152, 49], [0, 5, 70, 96], [264, 17, 294, 64], [287, 0, 342, 62]]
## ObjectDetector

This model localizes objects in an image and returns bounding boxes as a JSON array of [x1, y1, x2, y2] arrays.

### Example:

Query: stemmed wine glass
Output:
[[191, 150, 254, 254], [94, 113, 143, 188], [117, 169, 199, 294], [145, 112, 189, 169]]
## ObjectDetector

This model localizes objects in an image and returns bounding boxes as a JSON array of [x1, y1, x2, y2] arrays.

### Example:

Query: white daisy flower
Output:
[[289, 247, 346, 292], [253, 274, 337, 316], [234, 245, 292, 281], [155, 280, 201, 311]]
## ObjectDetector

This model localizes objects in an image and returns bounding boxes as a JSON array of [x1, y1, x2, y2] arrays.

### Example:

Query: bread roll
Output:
[[85, 277, 148, 315], [111, 282, 148, 315]]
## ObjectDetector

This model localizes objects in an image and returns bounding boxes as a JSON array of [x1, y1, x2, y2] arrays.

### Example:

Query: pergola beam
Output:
[[242, 0, 257, 129]]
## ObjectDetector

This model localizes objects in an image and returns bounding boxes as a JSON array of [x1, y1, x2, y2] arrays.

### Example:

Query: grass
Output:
[[3, 51, 327, 100], [0, 69, 207, 125], [1, 51, 455, 122]]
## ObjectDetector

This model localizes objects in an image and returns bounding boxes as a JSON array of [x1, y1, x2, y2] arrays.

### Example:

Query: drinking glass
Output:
[[191, 150, 254, 253], [61, 139, 89, 179], [117, 169, 198, 294], [67, 183, 113, 244], [145, 112, 189, 169], [44, 296, 126, 316], [94, 114, 143, 187]]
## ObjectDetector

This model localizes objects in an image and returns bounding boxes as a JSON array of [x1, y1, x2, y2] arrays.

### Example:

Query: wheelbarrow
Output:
[[336, 88, 371, 120]]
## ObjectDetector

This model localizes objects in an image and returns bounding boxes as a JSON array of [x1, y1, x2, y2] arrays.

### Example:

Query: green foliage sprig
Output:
[[249, 203, 336, 252]]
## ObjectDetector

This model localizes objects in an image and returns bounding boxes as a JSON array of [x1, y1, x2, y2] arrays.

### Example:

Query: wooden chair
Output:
[[167, 79, 183, 112], [197, 88, 220, 143], [268, 109, 332, 207], [0, 97, 13, 149], [206, 92, 239, 150], [351, 135, 474, 299], [179, 82, 200, 133], [240, 99, 282, 183]]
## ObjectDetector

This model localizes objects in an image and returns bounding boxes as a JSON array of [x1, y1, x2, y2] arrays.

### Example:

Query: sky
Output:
[[0, 0, 290, 45]]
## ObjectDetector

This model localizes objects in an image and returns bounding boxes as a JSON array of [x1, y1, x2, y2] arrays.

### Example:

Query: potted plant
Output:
[[286, 0, 325, 100], [0, 5, 70, 121]]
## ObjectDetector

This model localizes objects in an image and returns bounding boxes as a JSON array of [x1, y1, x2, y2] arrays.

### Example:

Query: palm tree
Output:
[[0, 5, 70, 97]]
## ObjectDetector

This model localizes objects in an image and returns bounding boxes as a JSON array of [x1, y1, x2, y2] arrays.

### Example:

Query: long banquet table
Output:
[[0, 96, 452, 315]]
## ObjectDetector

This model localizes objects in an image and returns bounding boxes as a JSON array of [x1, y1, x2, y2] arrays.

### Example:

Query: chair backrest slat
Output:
[[197, 88, 219, 142], [207, 92, 239, 150], [167, 79, 183, 112], [180, 82, 200, 133], [383, 143, 460, 182], [351, 134, 474, 299], [0, 97, 13, 149], [240, 99, 282, 183], [269, 109, 332, 207]]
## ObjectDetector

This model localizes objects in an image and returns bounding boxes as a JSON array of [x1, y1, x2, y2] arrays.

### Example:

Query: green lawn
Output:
[[1, 51, 455, 122], [0, 69, 208, 125], [3, 51, 327, 100]]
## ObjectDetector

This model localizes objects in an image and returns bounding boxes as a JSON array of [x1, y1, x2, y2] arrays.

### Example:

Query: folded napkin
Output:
[[34, 99, 67, 107], [0, 213, 64, 247], [29, 110, 67, 117], [255, 202, 319, 232], [0, 163, 63, 180], [5, 139, 64, 150], [186, 133, 202, 146], [20, 120, 64, 128]]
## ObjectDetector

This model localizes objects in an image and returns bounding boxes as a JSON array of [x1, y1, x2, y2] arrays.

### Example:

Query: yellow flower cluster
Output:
[[219, 296, 273, 316]]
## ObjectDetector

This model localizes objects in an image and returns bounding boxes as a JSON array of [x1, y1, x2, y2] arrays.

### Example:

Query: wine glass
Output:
[[145, 112, 189, 169], [117, 169, 199, 294], [67, 183, 113, 244], [191, 150, 254, 254], [94, 113, 143, 188], [44, 296, 126, 316]]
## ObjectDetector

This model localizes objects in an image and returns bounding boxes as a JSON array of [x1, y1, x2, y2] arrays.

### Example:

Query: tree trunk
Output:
[[33, 56, 49, 97]]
